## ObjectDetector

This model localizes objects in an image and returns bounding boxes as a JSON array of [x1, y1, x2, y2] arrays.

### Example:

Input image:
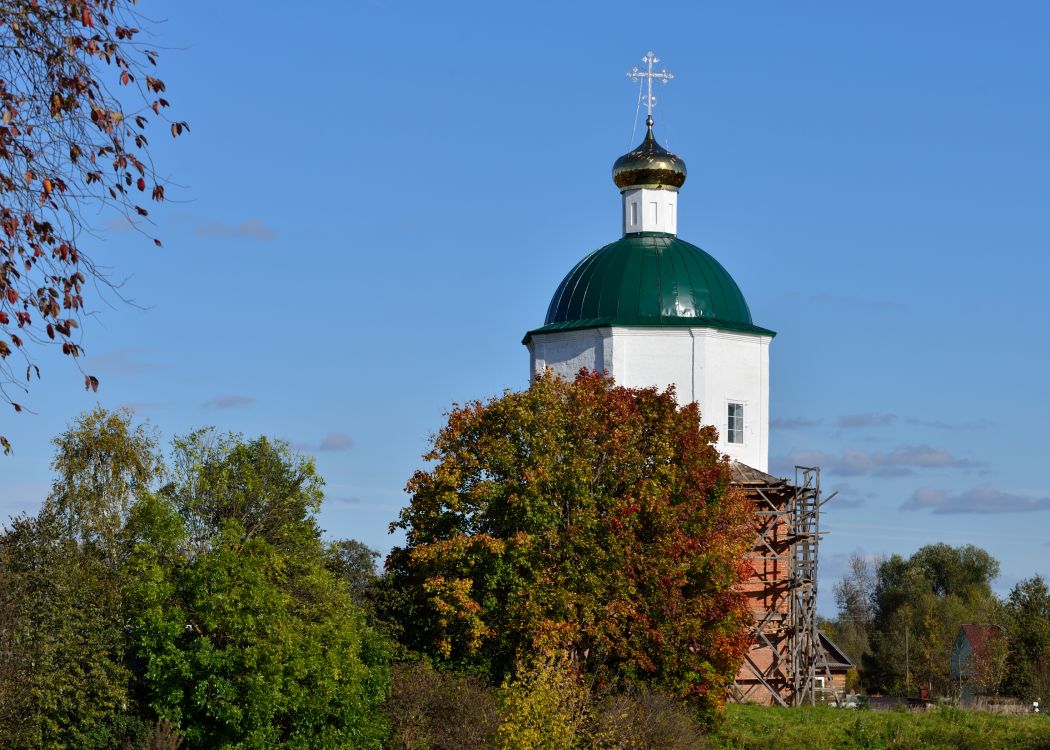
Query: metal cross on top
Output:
[[627, 51, 673, 118]]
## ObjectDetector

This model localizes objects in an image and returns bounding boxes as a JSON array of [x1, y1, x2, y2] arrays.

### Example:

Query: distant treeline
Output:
[[822, 544, 1050, 701]]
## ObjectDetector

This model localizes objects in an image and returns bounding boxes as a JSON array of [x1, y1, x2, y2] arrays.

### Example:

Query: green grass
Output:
[[709, 703, 1050, 750]]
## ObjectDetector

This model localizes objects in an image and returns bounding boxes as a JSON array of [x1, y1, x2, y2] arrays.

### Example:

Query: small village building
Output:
[[951, 623, 1007, 703], [816, 631, 857, 704]]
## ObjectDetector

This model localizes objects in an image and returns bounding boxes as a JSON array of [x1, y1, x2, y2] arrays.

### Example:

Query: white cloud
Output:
[[194, 218, 275, 240], [902, 485, 1050, 514], [771, 444, 980, 478], [836, 413, 897, 428], [202, 394, 256, 410], [83, 347, 163, 376], [771, 416, 821, 430], [318, 432, 354, 452]]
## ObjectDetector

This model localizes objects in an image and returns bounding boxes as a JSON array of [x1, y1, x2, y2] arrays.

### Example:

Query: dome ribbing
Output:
[[524, 233, 775, 342]]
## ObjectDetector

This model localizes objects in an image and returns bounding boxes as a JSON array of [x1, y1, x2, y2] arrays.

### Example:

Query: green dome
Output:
[[524, 233, 775, 342]]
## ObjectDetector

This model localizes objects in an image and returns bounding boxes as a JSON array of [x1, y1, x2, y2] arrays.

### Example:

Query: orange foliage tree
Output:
[[387, 370, 754, 715], [0, 1, 187, 451]]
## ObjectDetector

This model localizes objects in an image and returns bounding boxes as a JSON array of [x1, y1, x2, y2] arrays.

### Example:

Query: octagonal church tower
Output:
[[523, 111, 775, 472]]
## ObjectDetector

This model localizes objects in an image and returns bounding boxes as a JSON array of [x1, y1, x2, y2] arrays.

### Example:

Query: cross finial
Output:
[[627, 51, 673, 122]]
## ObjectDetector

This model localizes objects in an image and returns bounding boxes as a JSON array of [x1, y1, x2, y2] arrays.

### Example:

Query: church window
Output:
[[727, 402, 744, 444], [630, 202, 638, 226], [649, 201, 659, 223]]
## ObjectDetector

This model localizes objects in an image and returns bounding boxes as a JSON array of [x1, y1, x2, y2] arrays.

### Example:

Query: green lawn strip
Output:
[[709, 704, 1050, 750]]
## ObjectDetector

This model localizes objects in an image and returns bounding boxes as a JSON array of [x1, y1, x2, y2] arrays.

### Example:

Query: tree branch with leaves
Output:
[[0, 0, 187, 452]]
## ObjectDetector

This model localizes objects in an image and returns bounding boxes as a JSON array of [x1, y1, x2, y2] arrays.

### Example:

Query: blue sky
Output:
[[2, 1, 1048, 614]]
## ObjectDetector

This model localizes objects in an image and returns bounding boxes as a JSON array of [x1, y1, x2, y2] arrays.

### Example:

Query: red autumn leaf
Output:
[[6, 288, 17, 304], [85, 375, 99, 392]]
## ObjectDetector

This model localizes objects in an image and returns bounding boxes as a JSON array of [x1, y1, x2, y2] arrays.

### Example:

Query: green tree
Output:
[[0, 2, 188, 450], [1004, 576, 1050, 699], [0, 510, 141, 749], [127, 431, 389, 749], [386, 370, 753, 717], [0, 407, 158, 748], [862, 543, 1001, 696], [326, 538, 381, 609], [47, 405, 164, 559], [1, 411, 390, 749]]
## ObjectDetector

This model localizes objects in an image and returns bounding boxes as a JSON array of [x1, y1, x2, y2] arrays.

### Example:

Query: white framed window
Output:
[[727, 402, 744, 444], [629, 201, 638, 226]]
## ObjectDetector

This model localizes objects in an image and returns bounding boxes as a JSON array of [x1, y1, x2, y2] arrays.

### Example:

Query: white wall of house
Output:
[[528, 326, 771, 472]]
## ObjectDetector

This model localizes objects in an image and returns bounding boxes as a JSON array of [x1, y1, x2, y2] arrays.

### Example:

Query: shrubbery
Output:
[[595, 692, 709, 750], [494, 657, 593, 750], [384, 662, 499, 750], [382, 656, 713, 750]]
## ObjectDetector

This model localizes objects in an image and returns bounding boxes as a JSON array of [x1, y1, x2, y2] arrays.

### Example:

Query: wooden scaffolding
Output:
[[730, 462, 832, 706]]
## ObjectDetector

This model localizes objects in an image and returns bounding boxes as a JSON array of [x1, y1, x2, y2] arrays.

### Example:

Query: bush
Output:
[[136, 720, 182, 750], [384, 662, 499, 750], [494, 657, 593, 750], [596, 692, 708, 750], [381, 658, 714, 750]]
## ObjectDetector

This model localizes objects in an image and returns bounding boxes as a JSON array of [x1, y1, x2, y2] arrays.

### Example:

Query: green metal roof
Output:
[[524, 233, 775, 343]]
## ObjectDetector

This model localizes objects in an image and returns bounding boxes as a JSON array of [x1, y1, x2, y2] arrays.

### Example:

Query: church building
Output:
[[522, 54, 830, 707], [522, 62, 774, 473]]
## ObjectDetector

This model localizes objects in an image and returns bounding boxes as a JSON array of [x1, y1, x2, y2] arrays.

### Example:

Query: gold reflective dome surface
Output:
[[612, 119, 687, 191]]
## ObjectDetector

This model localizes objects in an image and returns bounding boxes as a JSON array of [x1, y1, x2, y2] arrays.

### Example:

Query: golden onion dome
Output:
[[612, 116, 687, 191]]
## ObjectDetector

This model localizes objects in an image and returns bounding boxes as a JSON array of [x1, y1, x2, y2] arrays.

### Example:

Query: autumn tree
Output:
[[386, 370, 754, 717], [0, 1, 187, 451]]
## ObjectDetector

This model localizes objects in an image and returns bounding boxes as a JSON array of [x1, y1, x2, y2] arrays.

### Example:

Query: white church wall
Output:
[[529, 327, 771, 472], [609, 328, 697, 403], [698, 331, 770, 472], [528, 328, 610, 380]]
